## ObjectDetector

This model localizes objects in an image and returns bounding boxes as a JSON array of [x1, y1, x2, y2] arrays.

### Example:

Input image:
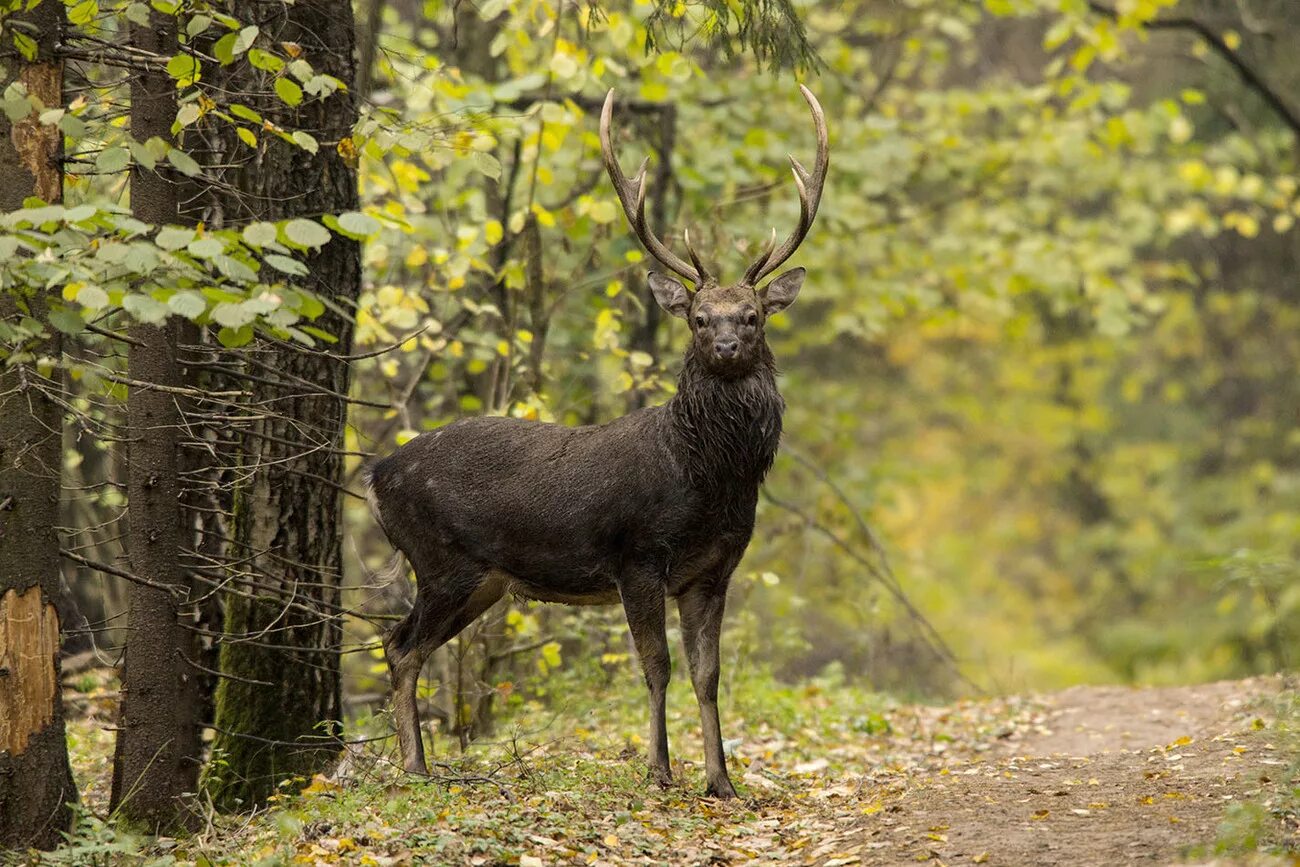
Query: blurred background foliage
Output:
[[336, 0, 1299, 710]]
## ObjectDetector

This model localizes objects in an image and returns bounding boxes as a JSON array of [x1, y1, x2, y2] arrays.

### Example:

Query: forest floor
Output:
[[44, 671, 1298, 866]]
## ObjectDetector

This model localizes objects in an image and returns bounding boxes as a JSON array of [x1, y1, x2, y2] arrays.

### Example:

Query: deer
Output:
[[364, 85, 828, 799]]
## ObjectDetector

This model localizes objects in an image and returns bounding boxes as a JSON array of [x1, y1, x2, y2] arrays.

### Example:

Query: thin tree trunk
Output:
[[109, 8, 203, 829], [0, 0, 78, 848], [206, 0, 361, 809]]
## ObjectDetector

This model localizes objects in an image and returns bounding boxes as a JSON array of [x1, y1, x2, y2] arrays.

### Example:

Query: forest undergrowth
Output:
[[29, 667, 1298, 867]]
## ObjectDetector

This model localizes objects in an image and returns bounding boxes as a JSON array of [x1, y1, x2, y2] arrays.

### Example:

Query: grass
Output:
[[40, 662, 1295, 865], [1212, 686, 1300, 858], [46, 660, 916, 866]]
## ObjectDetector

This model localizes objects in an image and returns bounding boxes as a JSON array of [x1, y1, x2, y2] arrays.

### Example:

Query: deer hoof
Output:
[[705, 778, 738, 800], [649, 767, 674, 789]]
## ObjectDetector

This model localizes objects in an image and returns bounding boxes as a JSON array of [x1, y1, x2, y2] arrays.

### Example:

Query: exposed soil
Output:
[[846, 676, 1291, 866]]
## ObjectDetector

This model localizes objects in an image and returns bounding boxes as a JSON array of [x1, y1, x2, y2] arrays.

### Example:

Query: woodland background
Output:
[[0, 0, 1297, 860]]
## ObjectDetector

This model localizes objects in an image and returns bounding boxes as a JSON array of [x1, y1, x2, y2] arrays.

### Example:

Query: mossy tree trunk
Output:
[[205, 0, 361, 809], [108, 6, 202, 829], [0, 0, 78, 848]]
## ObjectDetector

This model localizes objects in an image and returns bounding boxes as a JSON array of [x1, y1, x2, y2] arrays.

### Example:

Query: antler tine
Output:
[[742, 227, 778, 287], [744, 84, 830, 286], [682, 228, 713, 285], [600, 89, 701, 285]]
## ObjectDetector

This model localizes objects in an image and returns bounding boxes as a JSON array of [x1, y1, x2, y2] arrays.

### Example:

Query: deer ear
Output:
[[648, 271, 692, 320], [760, 267, 805, 315]]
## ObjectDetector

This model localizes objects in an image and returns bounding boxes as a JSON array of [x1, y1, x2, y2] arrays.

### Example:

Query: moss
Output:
[[206, 596, 343, 810]]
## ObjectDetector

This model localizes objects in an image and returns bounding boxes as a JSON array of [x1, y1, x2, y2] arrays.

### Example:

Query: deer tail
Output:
[[361, 464, 414, 607]]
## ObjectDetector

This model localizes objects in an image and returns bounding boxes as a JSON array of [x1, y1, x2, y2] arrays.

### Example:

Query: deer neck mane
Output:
[[668, 344, 784, 493]]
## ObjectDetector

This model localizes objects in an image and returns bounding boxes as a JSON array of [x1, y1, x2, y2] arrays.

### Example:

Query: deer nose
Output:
[[714, 337, 739, 358]]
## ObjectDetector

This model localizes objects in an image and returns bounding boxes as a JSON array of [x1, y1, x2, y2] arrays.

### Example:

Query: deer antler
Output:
[[742, 84, 829, 287], [600, 89, 710, 286]]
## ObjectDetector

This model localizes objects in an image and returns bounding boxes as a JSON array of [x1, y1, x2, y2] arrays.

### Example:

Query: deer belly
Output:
[[498, 571, 622, 606]]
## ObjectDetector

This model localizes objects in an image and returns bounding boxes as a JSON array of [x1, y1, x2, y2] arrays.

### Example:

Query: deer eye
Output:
[[744, 310, 758, 327], [694, 313, 709, 328]]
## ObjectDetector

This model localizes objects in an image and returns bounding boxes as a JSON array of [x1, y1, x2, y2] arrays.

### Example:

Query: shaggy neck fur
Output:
[[668, 343, 785, 504]]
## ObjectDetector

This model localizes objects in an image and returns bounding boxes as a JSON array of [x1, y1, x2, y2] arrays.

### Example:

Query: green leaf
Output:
[[76, 285, 110, 311], [283, 218, 330, 249], [166, 148, 201, 177], [229, 104, 261, 124], [217, 324, 253, 347], [3, 89, 33, 124], [47, 308, 86, 335], [214, 254, 256, 282], [124, 2, 150, 26], [297, 325, 337, 343], [232, 25, 259, 55], [129, 139, 157, 170], [212, 302, 254, 328], [58, 112, 87, 138], [212, 32, 237, 65], [248, 49, 284, 73], [291, 130, 318, 154], [242, 222, 278, 247], [336, 211, 379, 238], [264, 253, 309, 276], [12, 33, 37, 62], [155, 226, 195, 250], [167, 290, 206, 319], [95, 147, 130, 173], [274, 77, 303, 107], [186, 14, 212, 36], [296, 294, 325, 319], [176, 103, 201, 127], [472, 152, 501, 180], [0, 237, 18, 259], [166, 54, 200, 87], [187, 237, 224, 258], [236, 127, 257, 148], [122, 293, 169, 324], [67, 0, 99, 26]]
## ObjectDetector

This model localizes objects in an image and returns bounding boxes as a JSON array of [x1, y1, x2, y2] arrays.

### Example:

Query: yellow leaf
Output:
[[300, 774, 340, 795], [484, 219, 503, 245], [603, 834, 620, 848]]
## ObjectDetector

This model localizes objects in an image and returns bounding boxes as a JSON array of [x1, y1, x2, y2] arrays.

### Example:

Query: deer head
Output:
[[600, 85, 829, 377]]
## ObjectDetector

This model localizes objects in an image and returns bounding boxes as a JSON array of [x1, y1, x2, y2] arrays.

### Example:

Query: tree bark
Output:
[[0, 0, 78, 848], [205, 0, 361, 809], [108, 8, 202, 825]]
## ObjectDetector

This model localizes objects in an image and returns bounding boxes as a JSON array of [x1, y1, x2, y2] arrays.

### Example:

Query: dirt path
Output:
[[846, 676, 1289, 866]]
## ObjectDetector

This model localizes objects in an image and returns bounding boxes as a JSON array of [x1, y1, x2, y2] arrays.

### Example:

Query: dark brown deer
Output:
[[365, 85, 828, 798]]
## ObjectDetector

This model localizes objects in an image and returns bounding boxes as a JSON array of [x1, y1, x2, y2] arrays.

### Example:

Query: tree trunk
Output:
[[0, 0, 78, 848], [109, 8, 202, 825], [206, 0, 361, 809]]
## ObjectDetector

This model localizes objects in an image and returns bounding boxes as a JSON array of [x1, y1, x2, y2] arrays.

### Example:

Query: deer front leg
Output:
[[677, 583, 738, 799], [619, 572, 673, 787]]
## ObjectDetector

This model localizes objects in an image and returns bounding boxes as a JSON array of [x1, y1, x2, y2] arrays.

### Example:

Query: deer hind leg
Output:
[[385, 561, 505, 774]]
